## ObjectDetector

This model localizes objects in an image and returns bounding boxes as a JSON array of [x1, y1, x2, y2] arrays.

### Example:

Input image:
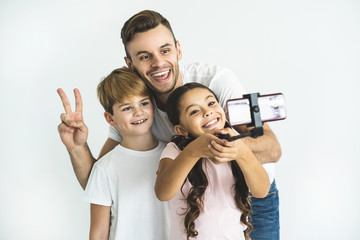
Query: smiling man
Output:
[[57, 10, 282, 240]]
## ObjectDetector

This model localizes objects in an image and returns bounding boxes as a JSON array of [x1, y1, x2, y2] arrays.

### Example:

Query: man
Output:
[[58, 10, 281, 240]]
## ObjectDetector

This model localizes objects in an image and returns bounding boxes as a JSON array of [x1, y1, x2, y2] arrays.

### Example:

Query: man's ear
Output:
[[124, 57, 133, 70], [174, 124, 188, 136], [104, 112, 117, 126], [176, 40, 182, 61]]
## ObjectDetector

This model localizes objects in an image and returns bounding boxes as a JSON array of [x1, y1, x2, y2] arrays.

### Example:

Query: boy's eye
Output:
[[141, 101, 150, 106], [162, 49, 170, 54], [190, 109, 199, 116], [122, 106, 132, 111]]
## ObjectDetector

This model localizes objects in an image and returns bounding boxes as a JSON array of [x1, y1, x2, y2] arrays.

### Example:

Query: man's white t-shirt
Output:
[[85, 142, 170, 240], [108, 63, 275, 183]]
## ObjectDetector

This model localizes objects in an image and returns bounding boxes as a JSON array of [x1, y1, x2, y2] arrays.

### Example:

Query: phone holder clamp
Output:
[[243, 93, 264, 138], [218, 92, 264, 141]]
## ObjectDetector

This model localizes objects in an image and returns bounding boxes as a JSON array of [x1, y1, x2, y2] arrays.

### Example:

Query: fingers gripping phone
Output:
[[226, 93, 287, 126]]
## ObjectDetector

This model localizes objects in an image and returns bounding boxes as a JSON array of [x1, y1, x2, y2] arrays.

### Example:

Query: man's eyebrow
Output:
[[135, 50, 150, 57], [135, 43, 173, 56], [160, 43, 172, 48], [185, 95, 215, 113]]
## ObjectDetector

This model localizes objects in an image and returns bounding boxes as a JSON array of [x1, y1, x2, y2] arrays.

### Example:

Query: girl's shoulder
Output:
[[160, 142, 181, 160]]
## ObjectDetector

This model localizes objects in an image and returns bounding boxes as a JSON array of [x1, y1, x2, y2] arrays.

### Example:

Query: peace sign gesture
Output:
[[57, 88, 88, 152]]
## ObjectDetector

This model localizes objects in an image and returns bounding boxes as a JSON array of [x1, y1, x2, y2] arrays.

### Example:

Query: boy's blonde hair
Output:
[[97, 67, 151, 114]]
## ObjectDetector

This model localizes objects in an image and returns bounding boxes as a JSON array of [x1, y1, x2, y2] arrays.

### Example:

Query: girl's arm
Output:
[[210, 128, 270, 198], [89, 204, 111, 240], [234, 149, 270, 198], [155, 133, 217, 201]]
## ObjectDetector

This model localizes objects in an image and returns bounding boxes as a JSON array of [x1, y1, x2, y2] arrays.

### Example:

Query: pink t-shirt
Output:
[[160, 142, 247, 240]]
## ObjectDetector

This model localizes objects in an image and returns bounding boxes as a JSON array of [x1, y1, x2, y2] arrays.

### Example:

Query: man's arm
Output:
[[98, 138, 119, 160], [57, 89, 120, 189], [234, 123, 282, 164]]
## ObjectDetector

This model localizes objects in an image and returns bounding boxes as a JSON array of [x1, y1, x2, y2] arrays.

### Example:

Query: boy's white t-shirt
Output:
[[108, 63, 275, 182], [85, 142, 170, 240]]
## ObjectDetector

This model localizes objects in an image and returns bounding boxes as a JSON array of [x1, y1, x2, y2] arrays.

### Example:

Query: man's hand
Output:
[[57, 88, 88, 152]]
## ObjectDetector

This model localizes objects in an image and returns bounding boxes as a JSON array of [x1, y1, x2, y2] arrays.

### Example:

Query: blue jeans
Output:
[[249, 180, 280, 240]]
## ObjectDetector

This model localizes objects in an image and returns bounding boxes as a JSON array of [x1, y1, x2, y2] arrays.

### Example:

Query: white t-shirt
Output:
[[108, 63, 275, 183], [161, 142, 247, 240], [85, 142, 170, 240]]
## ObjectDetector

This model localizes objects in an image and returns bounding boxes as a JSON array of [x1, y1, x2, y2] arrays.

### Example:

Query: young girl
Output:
[[155, 83, 270, 240]]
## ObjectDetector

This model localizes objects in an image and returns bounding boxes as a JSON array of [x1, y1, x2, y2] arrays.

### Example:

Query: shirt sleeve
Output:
[[208, 68, 248, 115], [159, 142, 181, 161], [84, 163, 112, 206], [108, 125, 123, 142]]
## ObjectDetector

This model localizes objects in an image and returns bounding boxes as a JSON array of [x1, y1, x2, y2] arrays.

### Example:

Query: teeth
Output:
[[152, 70, 169, 77], [204, 119, 217, 127], [132, 119, 146, 124]]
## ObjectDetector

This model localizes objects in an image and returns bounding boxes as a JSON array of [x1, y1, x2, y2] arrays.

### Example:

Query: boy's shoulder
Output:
[[96, 141, 166, 167], [93, 144, 121, 168]]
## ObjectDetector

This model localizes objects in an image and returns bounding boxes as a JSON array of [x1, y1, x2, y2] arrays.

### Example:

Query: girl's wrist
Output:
[[236, 149, 257, 166]]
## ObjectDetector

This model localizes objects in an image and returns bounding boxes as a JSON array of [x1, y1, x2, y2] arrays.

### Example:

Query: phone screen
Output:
[[226, 93, 287, 126]]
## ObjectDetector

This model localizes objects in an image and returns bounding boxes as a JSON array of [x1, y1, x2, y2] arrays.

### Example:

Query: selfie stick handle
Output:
[[243, 93, 264, 138]]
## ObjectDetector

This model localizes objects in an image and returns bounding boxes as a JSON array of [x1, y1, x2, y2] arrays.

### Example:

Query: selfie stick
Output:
[[218, 93, 264, 141]]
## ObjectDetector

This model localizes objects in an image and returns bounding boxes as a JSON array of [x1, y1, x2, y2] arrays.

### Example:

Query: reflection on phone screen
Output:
[[227, 93, 286, 126]]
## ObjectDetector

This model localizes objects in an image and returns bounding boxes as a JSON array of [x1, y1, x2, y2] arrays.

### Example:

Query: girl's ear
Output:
[[104, 112, 117, 126], [174, 124, 188, 136]]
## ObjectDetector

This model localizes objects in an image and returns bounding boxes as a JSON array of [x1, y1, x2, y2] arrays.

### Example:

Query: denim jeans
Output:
[[249, 180, 280, 240]]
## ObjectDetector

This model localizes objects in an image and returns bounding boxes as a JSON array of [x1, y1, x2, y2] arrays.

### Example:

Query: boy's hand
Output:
[[57, 88, 88, 152], [209, 128, 252, 163]]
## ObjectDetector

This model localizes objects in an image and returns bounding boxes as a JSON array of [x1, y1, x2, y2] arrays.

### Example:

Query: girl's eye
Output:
[[208, 101, 216, 106], [190, 109, 199, 116]]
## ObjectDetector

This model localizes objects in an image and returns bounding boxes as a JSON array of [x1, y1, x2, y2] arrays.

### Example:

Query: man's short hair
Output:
[[121, 10, 176, 59], [97, 66, 151, 114]]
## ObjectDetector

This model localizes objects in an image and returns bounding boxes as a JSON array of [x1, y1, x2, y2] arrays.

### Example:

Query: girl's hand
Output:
[[209, 128, 253, 164], [186, 132, 219, 159]]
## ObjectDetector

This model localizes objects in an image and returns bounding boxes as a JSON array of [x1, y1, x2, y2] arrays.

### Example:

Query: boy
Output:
[[84, 67, 169, 240]]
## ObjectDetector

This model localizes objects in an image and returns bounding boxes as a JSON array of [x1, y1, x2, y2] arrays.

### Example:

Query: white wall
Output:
[[1, 0, 359, 239]]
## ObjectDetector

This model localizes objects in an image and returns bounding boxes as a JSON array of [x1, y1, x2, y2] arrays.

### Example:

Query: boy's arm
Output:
[[234, 123, 282, 164], [89, 204, 111, 240]]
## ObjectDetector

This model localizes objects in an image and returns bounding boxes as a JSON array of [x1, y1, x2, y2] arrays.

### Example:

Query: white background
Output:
[[1, 0, 359, 239]]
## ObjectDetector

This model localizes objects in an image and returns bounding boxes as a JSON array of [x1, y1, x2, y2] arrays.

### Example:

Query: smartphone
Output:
[[226, 93, 287, 126]]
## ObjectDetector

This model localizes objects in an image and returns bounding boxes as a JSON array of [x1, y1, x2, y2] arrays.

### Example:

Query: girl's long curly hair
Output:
[[166, 83, 253, 239]]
